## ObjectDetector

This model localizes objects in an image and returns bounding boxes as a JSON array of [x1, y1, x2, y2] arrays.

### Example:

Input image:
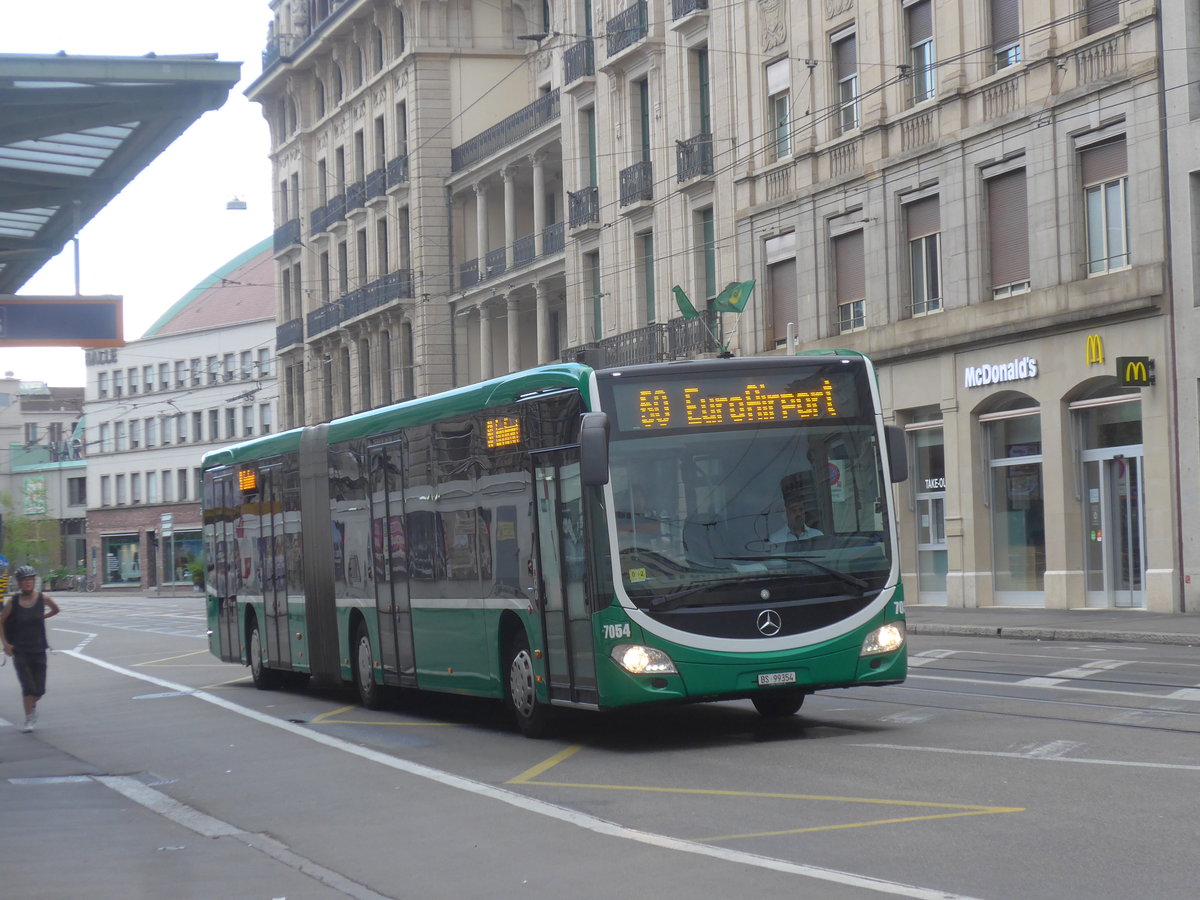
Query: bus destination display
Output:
[[606, 369, 863, 434]]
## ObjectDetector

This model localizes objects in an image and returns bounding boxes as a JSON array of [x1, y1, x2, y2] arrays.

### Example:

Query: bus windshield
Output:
[[598, 361, 893, 619]]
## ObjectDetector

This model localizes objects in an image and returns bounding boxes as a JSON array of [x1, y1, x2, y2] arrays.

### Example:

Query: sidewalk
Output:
[[906, 604, 1200, 646]]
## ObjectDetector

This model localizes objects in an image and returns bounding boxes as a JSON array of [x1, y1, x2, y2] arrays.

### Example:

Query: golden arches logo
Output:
[[1085, 334, 1104, 366], [1116, 356, 1154, 387]]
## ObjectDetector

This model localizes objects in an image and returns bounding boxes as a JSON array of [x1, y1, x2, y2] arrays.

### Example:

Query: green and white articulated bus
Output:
[[202, 354, 908, 736]]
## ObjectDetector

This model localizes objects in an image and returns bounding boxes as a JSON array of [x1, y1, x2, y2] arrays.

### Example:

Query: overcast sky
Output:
[[3, 0, 276, 387]]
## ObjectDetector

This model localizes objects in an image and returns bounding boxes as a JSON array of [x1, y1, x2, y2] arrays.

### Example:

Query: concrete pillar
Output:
[[474, 182, 488, 271], [480, 303, 493, 380], [531, 151, 546, 255], [535, 281, 551, 364], [503, 165, 518, 269], [507, 293, 520, 373]]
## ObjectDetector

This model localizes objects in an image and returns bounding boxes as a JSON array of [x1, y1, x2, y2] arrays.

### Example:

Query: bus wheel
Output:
[[248, 621, 283, 690], [506, 632, 551, 738], [752, 690, 807, 718], [353, 621, 382, 710]]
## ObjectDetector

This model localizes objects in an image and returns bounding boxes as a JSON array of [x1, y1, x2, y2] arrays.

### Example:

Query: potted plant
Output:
[[186, 557, 205, 591], [47, 566, 70, 590]]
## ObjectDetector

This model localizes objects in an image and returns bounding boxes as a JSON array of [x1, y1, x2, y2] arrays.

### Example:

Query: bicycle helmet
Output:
[[12, 565, 37, 580]]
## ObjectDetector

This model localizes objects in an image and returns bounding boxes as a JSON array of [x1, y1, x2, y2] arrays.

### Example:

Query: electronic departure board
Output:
[[603, 366, 866, 435]]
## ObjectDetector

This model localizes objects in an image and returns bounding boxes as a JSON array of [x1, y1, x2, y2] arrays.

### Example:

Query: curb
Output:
[[907, 624, 1200, 646]]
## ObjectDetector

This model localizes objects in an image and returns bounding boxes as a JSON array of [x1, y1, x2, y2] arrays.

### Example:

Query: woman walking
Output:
[[2, 565, 61, 732]]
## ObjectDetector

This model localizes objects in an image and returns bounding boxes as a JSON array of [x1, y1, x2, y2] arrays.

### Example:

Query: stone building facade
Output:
[[250, 1, 1193, 611]]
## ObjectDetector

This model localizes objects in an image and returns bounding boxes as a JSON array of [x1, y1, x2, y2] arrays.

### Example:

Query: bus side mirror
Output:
[[580, 412, 610, 485], [885, 425, 908, 484]]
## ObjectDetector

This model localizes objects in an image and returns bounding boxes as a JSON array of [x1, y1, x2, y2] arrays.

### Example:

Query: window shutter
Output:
[[766, 58, 789, 95], [991, 0, 1019, 47], [1080, 138, 1127, 186], [770, 259, 797, 344], [834, 231, 865, 302], [905, 196, 940, 240], [835, 35, 857, 80], [907, 1, 932, 43], [987, 169, 1029, 287], [1086, 0, 1120, 34]]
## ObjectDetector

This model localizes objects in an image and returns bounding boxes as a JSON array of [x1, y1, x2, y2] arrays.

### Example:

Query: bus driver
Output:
[[770, 474, 823, 544]]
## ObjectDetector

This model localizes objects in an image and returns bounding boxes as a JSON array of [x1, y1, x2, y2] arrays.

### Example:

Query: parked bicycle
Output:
[[73, 573, 98, 592]]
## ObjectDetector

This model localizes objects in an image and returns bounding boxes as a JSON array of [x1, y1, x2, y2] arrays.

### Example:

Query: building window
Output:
[[586, 251, 602, 341], [158, 362, 170, 390], [694, 46, 711, 137], [834, 32, 859, 134], [260, 403, 273, 435], [98, 372, 109, 398], [638, 231, 656, 325], [191, 411, 201, 442], [766, 232, 796, 346], [987, 167, 1030, 297], [766, 58, 790, 159], [208, 409, 219, 442], [175, 360, 187, 387], [1082, 138, 1129, 275], [99, 423, 111, 453], [162, 415, 173, 445], [130, 472, 141, 504], [100, 475, 111, 506], [129, 420, 141, 449], [243, 405, 254, 437], [68, 477, 86, 506], [905, 196, 942, 316], [147, 471, 158, 504], [697, 208, 716, 307], [833, 230, 866, 333], [340, 347, 352, 415], [225, 407, 236, 439], [113, 369, 124, 397], [102, 533, 141, 585], [115, 421, 127, 452], [991, 0, 1021, 69], [127, 367, 138, 394], [162, 470, 173, 502], [115, 473, 126, 504], [23, 422, 38, 444], [144, 417, 156, 448], [906, 0, 934, 104]]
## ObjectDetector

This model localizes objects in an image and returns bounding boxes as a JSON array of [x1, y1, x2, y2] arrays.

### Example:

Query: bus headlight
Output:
[[612, 644, 677, 675], [861, 622, 905, 656]]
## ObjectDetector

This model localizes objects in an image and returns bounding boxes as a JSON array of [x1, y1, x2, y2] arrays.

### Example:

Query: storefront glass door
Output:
[[1083, 450, 1145, 608]]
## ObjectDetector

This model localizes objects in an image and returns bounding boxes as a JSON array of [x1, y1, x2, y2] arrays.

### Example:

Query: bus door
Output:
[[206, 470, 241, 664], [369, 440, 416, 685], [531, 450, 597, 705], [260, 465, 292, 669]]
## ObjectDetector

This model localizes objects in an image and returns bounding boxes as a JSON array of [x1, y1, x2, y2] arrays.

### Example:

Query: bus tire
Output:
[[752, 690, 807, 718], [248, 620, 283, 690], [506, 632, 552, 738], [353, 621, 382, 710]]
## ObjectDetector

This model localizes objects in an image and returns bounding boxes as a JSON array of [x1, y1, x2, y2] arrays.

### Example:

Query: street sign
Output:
[[160, 513, 173, 538], [0, 295, 124, 348]]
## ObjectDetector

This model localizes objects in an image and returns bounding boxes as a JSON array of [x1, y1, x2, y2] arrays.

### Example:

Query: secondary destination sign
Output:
[[0, 295, 124, 348]]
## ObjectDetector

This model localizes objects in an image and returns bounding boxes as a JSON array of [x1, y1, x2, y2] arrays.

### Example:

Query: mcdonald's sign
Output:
[[1085, 334, 1104, 366], [1116, 356, 1154, 387]]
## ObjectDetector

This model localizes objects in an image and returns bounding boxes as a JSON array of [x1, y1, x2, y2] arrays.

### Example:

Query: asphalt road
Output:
[[3, 595, 1198, 899]]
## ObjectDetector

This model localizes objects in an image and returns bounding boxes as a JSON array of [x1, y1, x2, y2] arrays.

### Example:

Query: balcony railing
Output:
[[366, 168, 387, 200], [607, 1, 648, 57], [459, 259, 480, 290], [672, 0, 708, 19], [386, 153, 409, 186], [346, 180, 366, 212], [274, 218, 300, 252], [451, 89, 560, 172], [619, 160, 653, 206], [485, 247, 507, 280], [569, 187, 600, 228], [308, 302, 343, 335], [564, 38, 595, 84], [276, 317, 304, 350], [543, 221, 564, 254], [513, 234, 536, 269], [676, 133, 713, 182], [560, 312, 719, 367]]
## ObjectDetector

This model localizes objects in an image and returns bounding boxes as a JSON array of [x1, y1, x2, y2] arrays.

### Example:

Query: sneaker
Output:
[[21, 718, 33, 733], [28, 711, 37, 727]]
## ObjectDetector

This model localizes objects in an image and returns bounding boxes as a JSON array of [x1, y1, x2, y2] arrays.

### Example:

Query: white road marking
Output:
[[855, 743, 1200, 771], [65, 648, 985, 900]]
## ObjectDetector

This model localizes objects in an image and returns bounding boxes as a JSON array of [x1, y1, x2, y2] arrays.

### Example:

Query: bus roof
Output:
[[201, 362, 594, 470]]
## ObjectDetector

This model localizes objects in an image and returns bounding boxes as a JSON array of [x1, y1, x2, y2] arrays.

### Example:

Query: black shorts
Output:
[[13, 651, 48, 698]]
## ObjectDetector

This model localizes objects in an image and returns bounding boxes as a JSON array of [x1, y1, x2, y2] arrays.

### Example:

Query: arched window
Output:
[[314, 78, 326, 118], [332, 64, 344, 103], [371, 26, 384, 73], [352, 46, 364, 88], [394, 10, 406, 56]]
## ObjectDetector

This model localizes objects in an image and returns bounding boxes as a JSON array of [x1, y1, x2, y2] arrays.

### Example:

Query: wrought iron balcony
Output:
[[386, 153, 409, 186], [564, 38, 595, 84], [326, 192, 346, 224], [451, 89, 560, 172], [560, 312, 719, 367], [607, 1, 648, 57], [309, 204, 328, 237], [485, 247, 507, 280], [672, 0, 708, 19], [459, 259, 480, 290], [568, 187, 600, 228], [513, 234, 536, 269], [365, 168, 387, 200], [345, 180, 366, 212], [543, 221, 564, 254], [276, 317, 304, 350], [619, 160, 654, 206], [274, 218, 300, 253], [676, 133, 713, 182], [307, 301, 343, 336]]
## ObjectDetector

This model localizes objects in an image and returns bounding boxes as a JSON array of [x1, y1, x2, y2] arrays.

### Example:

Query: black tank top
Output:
[[4, 593, 48, 653]]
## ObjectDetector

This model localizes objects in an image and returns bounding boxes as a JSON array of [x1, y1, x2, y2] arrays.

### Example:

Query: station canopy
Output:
[[0, 53, 241, 295]]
